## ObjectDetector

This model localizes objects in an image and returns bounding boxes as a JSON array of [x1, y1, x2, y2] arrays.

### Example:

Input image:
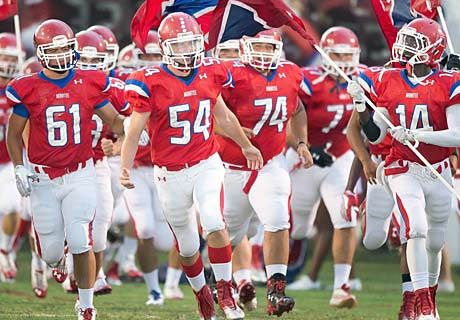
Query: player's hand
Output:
[[242, 127, 255, 139], [309, 145, 333, 168], [101, 138, 117, 156], [389, 126, 418, 146], [362, 158, 378, 184], [347, 77, 366, 111], [242, 145, 263, 170], [446, 53, 460, 71], [297, 143, 313, 169], [14, 165, 37, 197], [120, 168, 135, 189], [341, 190, 359, 222]]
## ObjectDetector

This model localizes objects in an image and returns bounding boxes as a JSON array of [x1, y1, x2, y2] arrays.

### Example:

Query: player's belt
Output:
[[159, 159, 202, 171], [384, 158, 449, 178], [32, 159, 90, 179]]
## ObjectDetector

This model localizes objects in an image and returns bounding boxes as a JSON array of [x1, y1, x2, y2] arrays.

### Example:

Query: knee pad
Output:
[[154, 227, 174, 252], [137, 225, 155, 240], [174, 227, 200, 258], [363, 231, 387, 250], [41, 240, 65, 266], [426, 229, 445, 253], [66, 224, 92, 255]]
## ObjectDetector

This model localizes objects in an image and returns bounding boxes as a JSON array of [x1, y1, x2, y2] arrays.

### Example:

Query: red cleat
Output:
[[398, 291, 416, 320]]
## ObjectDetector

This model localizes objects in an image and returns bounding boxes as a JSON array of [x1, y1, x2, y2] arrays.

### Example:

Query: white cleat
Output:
[[0, 252, 17, 283], [286, 275, 321, 291], [251, 269, 267, 284], [164, 286, 184, 300], [145, 290, 164, 306], [348, 278, 363, 291], [31, 258, 48, 298], [329, 284, 357, 309], [77, 307, 97, 320], [94, 278, 112, 295]]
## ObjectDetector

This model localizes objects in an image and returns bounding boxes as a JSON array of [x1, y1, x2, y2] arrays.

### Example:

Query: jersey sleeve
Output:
[[299, 68, 313, 108], [448, 78, 460, 107], [125, 70, 152, 113], [90, 70, 111, 109], [215, 60, 233, 88], [109, 77, 131, 116], [6, 79, 29, 118]]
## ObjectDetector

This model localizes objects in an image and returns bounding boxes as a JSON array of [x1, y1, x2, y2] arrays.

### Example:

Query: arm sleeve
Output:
[[415, 105, 460, 147], [125, 71, 152, 113], [364, 107, 390, 145]]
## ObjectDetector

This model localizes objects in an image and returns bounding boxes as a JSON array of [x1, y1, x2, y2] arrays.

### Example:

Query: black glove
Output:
[[446, 53, 460, 71], [309, 145, 333, 167]]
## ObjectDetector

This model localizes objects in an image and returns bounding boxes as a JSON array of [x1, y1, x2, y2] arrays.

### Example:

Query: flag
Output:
[[0, 0, 18, 20], [131, 0, 217, 53], [371, 0, 440, 51], [130, 0, 316, 52], [207, 0, 316, 49]]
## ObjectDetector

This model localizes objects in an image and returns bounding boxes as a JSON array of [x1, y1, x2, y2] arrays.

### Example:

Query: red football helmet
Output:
[[214, 39, 240, 61], [392, 18, 446, 67], [158, 12, 204, 70], [241, 29, 283, 70], [88, 25, 119, 70], [34, 19, 77, 71], [0, 32, 25, 78], [23, 57, 42, 74], [117, 44, 134, 69], [75, 30, 108, 71], [320, 27, 360, 76], [133, 30, 162, 68]]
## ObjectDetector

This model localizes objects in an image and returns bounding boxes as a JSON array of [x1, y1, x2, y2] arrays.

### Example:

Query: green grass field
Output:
[[0, 247, 459, 319]]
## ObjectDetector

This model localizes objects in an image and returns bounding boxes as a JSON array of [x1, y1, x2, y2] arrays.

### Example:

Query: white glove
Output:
[[14, 165, 37, 197], [347, 78, 366, 112], [123, 117, 150, 146], [389, 126, 418, 146]]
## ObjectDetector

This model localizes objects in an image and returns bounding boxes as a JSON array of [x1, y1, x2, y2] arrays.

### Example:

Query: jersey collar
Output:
[[160, 64, 198, 86], [38, 69, 76, 89], [400, 68, 438, 89]]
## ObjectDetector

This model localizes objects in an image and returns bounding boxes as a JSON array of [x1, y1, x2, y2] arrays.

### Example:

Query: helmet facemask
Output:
[[321, 45, 360, 76], [161, 32, 204, 70], [241, 37, 282, 70], [76, 46, 108, 71], [0, 53, 21, 78], [392, 27, 441, 66], [133, 43, 163, 68], [36, 36, 78, 72], [104, 42, 119, 71]]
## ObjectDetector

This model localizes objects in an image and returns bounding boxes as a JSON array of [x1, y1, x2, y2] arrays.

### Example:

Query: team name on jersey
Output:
[[266, 85, 278, 92], [405, 92, 419, 99], [56, 93, 70, 99], [339, 93, 351, 100], [184, 90, 197, 97]]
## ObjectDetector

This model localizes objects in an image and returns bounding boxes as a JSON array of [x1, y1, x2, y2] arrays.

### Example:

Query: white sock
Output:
[[143, 269, 161, 294], [233, 269, 252, 284], [97, 268, 106, 279], [402, 281, 414, 293], [427, 250, 441, 287], [67, 254, 74, 275], [211, 262, 232, 282], [406, 238, 429, 291], [115, 236, 138, 264], [78, 288, 94, 310], [186, 270, 206, 292], [0, 233, 13, 252], [265, 264, 287, 279], [165, 267, 181, 288], [333, 264, 352, 289]]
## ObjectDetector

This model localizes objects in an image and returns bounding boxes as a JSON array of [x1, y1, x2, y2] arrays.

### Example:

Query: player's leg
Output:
[[222, 168, 256, 312], [62, 163, 98, 315], [154, 165, 215, 319], [124, 166, 163, 305], [321, 151, 357, 308], [92, 158, 114, 295], [248, 218, 265, 283], [164, 246, 184, 300], [193, 154, 244, 319], [249, 154, 294, 316], [438, 246, 455, 292]]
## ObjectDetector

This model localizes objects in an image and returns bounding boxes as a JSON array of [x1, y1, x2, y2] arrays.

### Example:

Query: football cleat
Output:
[[106, 262, 122, 286], [193, 285, 216, 320], [216, 280, 245, 319], [31, 260, 48, 298], [62, 274, 79, 294], [145, 290, 164, 306], [51, 254, 68, 284], [94, 277, 112, 295], [237, 280, 257, 312], [329, 284, 357, 309], [429, 285, 440, 320], [415, 288, 434, 320], [266, 275, 295, 316], [348, 278, 363, 291], [0, 251, 17, 283], [77, 307, 97, 320], [286, 275, 321, 291], [398, 291, 416, 320], [164, 286, 184, 300], [121, 255, 143, 281]]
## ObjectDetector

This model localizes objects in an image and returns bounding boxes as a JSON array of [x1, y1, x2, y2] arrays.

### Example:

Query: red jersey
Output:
[[92, 77, 132, 162], [109, 68, 132, 82], [6, 69, 110, 167], [358, 67, 392, 157], [371, 68, 460, 165], [125, 58, 232, 167], [218, 60, 306, 168], [300, 66, 353, 158], [0, 86, 11, 164]]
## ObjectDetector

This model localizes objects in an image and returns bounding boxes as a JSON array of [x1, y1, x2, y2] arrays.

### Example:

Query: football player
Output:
[[122, 12, 262, 320], [6, 19, 126, 320], [348, 18, 460, 319]]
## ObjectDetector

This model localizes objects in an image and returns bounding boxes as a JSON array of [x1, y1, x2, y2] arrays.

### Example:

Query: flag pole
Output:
[[436, 6, 455, 54], [13, 13, 23, 73]]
